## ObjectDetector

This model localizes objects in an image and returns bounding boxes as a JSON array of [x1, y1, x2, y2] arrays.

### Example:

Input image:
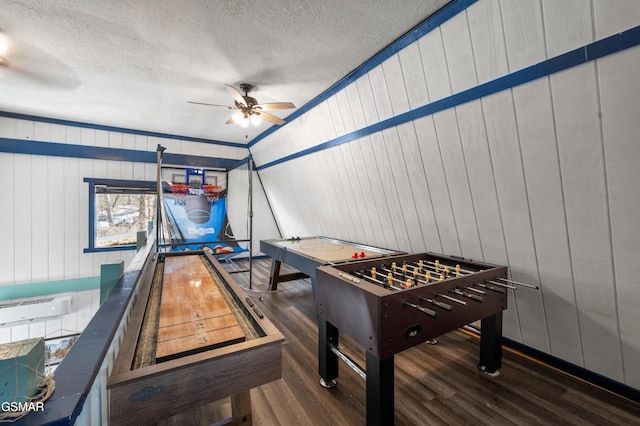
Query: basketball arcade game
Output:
[[154, 145, 258, 286], [161, 166, 242, 254]]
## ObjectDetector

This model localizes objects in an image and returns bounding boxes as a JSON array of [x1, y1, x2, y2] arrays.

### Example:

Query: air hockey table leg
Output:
[[318, 315, 338, 388], [478, 311, 503, 376], [268, 259, 282, 291], [366, 352, 394, 426]]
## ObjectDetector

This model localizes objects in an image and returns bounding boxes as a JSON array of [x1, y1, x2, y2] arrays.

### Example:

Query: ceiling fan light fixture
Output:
[[189, 83, 294, 128], [0, 33, 8, 56], [250, 113, 262, 126], [0, 33, 9, 66], [232, 110, 244, 123]]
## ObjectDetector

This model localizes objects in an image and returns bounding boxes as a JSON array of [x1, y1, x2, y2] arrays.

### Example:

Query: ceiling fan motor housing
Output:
[[237, 96, 258, 108], [239, 83, 254, 94], [238, 83, 258, 108]]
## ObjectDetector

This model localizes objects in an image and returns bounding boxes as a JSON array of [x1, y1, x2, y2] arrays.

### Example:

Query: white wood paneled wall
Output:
[[0, 116, 248, 287], [227, 167, 281, 255], [251, 0, 640, 387]]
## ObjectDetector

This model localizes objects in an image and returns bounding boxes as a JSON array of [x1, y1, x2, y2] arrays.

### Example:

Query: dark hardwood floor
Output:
[[161, 259, 640, 426]]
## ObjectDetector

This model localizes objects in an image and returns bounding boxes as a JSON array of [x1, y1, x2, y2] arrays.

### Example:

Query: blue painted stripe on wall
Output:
[[248, 0, 478, 148], [0, 138, 242, 170], [83, 177, 156, 186], [256, 25, 640, 171], [0, 111, 247, 148], [227, 156, 252, 171]]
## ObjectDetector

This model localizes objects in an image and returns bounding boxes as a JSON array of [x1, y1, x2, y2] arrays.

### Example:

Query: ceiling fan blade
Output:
[[255, 102, 296, 110], [187, 101, 236, 109], [225, 116, 237, 124], [226, 84, 247, 107], [258, 111, 285, 125]]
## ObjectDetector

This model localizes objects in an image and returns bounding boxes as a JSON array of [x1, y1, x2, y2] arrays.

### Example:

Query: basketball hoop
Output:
[[203, 185, 222, 204], [171, 184, 190, 205]]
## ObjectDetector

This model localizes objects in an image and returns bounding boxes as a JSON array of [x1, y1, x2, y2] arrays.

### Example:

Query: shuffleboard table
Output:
[[108, 250, 284, 425], [260, 236, 404, 292]]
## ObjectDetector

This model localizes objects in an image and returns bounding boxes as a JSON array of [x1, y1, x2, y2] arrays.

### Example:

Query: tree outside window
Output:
[[84, 178, 156, 252]]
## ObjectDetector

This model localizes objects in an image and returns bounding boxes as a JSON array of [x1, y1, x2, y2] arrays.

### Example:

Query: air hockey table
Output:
[[260, 236, 404, 292]]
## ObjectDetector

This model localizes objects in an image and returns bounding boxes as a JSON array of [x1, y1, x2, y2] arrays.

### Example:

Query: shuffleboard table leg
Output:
[[230, 389, 252, 424]]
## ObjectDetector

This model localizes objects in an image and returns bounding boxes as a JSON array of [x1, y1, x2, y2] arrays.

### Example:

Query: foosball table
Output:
[[316, 252, 509, 426]]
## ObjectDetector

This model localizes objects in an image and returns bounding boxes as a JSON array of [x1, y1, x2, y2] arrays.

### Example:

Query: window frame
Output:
[[83, 178, 157, 253]]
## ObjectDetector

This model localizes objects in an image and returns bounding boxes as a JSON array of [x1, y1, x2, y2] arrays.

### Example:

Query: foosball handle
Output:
[[420, 296, 452, 311], [403, 300, 437, 318]]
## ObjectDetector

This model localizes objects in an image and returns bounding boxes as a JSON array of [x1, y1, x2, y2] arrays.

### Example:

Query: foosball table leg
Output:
[[366, 352, 394, 426], [318, 315, 339, 388], [478, 312, 503, 376]]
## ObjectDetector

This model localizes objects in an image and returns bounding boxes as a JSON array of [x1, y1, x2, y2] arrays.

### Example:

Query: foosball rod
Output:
[[423, 259, 472, 275], [423, 259, 539, 289], [410, 262, 503, 294], [377, 262, 448, 283], [450, 287, 483, 302], [463, 286, 486, 295], [434, 291, 467, 305], [498, 277, 540, 289], [329, 343, 366, 381], [373, 265, 421, 285], [419, 295, 453, 311], [402, 261, 452, 277], [403, 261, 468, 279], [375, 264, 440, 287], [392, 262, 488, 295], [406, 260, 515, 291], [403, 299, 437, 317], [403, 262, 487, 295], [376, 264, 487, 300], [474, 282, 506, 294], [368, 265, 468, 306], [351, 270, 402, 291], [487, 280, 517, 290]]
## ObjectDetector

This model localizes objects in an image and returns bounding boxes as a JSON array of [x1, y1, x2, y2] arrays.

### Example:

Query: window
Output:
[[84, 178, 156, 252]]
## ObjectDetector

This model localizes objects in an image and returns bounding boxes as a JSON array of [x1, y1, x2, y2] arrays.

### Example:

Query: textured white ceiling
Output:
[[1, 0, 450, 145]]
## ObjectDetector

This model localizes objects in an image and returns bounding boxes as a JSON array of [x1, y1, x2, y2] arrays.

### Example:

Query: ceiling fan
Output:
[[188, 83, 295, 127], [0, 31, 80, 89]]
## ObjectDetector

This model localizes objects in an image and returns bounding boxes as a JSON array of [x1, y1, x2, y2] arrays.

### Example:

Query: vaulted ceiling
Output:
[[1, 0, 451, 145]]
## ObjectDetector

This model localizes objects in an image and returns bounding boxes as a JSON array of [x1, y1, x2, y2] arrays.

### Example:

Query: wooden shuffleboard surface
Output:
[[155, 255, 246, 361]]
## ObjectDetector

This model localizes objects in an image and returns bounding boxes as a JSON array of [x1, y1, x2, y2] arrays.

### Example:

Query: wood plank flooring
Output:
[[160, 259, 640, 426]]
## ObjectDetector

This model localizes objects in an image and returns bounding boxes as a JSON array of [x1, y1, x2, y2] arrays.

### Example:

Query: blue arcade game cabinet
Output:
[[162, 167, 245, 255]]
